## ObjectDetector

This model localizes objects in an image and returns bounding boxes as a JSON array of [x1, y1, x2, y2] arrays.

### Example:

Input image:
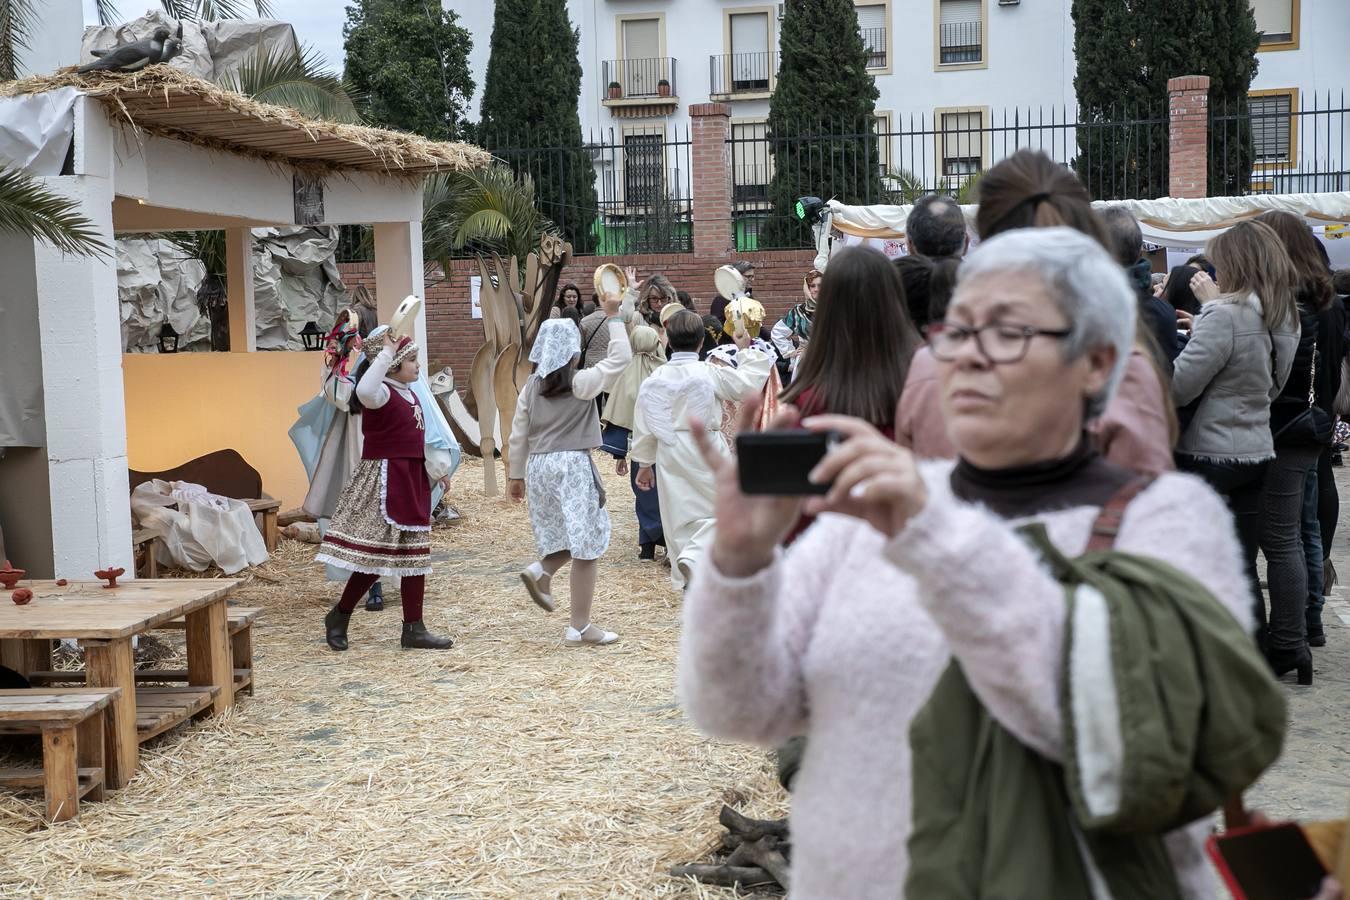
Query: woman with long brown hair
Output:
[[1255, 210, 1337, 666], [1172, 219, 1302, 675]]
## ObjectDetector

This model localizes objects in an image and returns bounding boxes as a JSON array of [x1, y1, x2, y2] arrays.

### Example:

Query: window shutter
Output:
[[942, 112, 982, 160], [855, 3, 886, 29], [622, 19, 660, 60], [1250, 94, 1293, 162], [731, 12, 770, 55], [1250, 0, 1293, 38], [940, 0, 981, 26]]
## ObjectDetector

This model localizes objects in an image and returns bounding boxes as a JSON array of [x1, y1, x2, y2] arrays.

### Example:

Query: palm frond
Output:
[[157, 0, 197, 21], [453, 209, 512, 248], [218, 43, 362, 123], [0, 167, 109, 258], [0, 0, 38, 81], [157, 229, 226, 278], [94, 0, 120, 26], [421, 166, 557, 275]]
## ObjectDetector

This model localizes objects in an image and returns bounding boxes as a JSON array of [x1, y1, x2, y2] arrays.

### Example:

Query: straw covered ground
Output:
[[0, 457, 785, 898]]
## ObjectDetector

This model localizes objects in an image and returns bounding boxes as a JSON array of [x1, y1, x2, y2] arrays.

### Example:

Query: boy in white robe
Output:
[[632, 309, 771, 589]]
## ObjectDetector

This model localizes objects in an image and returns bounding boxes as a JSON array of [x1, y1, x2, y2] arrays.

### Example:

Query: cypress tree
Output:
[[1073, 0, 1260, 199], [760, 0, 880, 248], [479, 0, 599, 252]]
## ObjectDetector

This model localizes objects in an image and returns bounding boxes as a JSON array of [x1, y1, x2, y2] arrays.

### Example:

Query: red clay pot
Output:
[[94, 567, 126, 589], [11, 588, 33, 605], [0, 562, 24, 591]]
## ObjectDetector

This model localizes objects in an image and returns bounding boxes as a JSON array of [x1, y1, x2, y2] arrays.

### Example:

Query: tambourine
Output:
[[389, 295, 422, 338], [714, 264, 746, 301], [593, 263, 628, 300]]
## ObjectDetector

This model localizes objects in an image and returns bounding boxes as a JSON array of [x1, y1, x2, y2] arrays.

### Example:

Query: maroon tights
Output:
[[336, 573, 425, 623]]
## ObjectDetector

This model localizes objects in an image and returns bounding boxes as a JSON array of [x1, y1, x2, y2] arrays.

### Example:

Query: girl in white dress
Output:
[[510, 290, 632, 646]]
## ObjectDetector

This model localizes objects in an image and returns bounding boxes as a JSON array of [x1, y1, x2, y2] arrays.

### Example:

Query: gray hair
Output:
[[1098, 206, 1145, 267], [959, 226, 1137, 419]]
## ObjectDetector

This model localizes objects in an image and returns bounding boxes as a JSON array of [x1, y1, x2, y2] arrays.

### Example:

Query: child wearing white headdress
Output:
[[510, 290, 632, 646]]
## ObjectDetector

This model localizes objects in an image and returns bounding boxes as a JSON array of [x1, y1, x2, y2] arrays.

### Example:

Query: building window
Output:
[[729, 11, 772, 92], [938, 0, 983, 65], [856, 3, 888, 70], [872, 111, 893, 171], [1249, 90, 1297, 165], [624, 131, 665, 207], [731, 120, 772, 204], [939, 110, 985, 179], [619, 17, 664, 97], [1251, 0, 1298, 49]]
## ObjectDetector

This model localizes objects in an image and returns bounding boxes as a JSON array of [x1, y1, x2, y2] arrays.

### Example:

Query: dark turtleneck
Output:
[[949, 436, 1134, 519]]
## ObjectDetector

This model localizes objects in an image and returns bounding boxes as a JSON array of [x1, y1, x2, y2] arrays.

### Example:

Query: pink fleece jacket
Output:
[[679, 463, 1251, 900], [897, 347, 1175, 475]]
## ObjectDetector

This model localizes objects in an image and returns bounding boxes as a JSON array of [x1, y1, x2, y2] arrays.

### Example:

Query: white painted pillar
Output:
[[373, 221, 429, 369], [34, 104, 131, 578], [225, 227, 257, 352]]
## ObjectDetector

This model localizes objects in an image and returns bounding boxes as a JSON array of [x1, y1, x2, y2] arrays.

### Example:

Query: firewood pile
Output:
[[671, 805, 790, 894]]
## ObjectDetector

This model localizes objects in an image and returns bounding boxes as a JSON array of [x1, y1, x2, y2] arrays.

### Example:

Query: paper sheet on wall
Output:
[[470, 276, 483, 320]]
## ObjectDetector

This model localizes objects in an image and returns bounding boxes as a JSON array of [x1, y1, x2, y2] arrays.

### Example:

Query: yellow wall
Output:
[[123, 352, 320, 510]]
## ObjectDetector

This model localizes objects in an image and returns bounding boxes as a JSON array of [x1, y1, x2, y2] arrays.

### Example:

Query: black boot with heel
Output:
[[1266, 644, 1313, 686], [401, 620, 454, 650], [325, 606, 352, 651]]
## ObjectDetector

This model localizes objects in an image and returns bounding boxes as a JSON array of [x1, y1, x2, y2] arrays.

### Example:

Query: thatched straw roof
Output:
[[0, 67, 493, 177]]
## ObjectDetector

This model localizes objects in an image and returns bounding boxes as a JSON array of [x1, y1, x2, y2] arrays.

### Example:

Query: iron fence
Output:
[[862, 26, 887, 69], [729, 107, 1170, 250], [1209, 92, 1350, 196], [601, 57, 678, 101], [939, 21, 982, 65], [710, 51, 778, 97], [483, 124, 694, 257]]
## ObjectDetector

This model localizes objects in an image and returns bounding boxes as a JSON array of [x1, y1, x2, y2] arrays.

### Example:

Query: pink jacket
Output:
[[896, 347, 1174, 475]]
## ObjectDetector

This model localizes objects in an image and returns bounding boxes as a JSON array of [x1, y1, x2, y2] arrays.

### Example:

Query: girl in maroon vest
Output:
[[317, 331, 454, 651], [510, 290, 632, 645]]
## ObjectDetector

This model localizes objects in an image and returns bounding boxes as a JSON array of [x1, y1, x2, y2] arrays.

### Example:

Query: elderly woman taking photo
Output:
[[679, 227, 1285, 900]]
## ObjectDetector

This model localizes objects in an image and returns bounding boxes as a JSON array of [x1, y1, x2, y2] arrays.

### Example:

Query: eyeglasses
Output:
[[927, 321, 1073, 364]]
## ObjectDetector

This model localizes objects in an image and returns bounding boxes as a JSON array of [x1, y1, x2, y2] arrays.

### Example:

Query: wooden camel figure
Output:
[[464, 234, 571, 496]]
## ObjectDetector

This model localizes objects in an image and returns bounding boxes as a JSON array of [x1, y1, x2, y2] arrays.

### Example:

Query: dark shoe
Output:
[[365, 581, 384, 612], [1266, 644, 1313, 685], [1308, 606, 1327, 648], [325, 605, 352, 651], [1333, 451, 1345, 467], [638, 542, 656, 560], [401, 620, 453, 650]]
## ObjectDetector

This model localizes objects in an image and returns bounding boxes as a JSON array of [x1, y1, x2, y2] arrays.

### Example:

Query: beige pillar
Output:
[[373, 221, 428, 369], [225, 227, 256, 352]]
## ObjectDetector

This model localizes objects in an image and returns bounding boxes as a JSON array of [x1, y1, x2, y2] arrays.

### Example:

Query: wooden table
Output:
[[0, 579, 241, 789]]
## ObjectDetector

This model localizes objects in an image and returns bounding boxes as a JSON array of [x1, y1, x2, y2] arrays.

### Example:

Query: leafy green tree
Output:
[[760, 0, 879, 248], [343, 0, 475, 141], [478, 0, 598, 253], [1072, 0, 1260, 199]]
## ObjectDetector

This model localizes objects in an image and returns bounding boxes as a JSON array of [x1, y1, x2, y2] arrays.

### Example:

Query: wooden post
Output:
[[41, 725, 79, 823], [82, 637, 135, 788], [76, 710, 106, 803], [186, 599, 232, 716], [231, 623, 254, 697], [225, 227, 257, 353]]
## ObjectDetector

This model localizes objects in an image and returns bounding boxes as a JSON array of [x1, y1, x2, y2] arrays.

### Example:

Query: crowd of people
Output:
[[299, 147, 1348, 898]]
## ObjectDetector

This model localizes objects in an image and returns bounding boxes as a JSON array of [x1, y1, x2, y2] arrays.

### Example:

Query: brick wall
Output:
[[339, 248, 817, 390]]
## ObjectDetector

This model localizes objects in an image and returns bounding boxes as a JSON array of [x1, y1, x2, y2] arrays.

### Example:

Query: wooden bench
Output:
[[0, 688, 120, 823], [29, 607, 261, 700], [129, 450, 281, 561]]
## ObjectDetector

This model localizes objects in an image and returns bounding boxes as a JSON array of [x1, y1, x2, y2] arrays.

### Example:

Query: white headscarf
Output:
[[530, 319, 581, 377]]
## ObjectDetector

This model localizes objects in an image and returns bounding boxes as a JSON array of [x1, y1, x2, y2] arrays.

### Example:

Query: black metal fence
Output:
[[729, 107, 1171, 249], [939, 21, 982, 65], [710, 51, 778, 97], [601, 57, 678, 101], [1209, 92, 1350, 196], [484, 125, 694, 256]]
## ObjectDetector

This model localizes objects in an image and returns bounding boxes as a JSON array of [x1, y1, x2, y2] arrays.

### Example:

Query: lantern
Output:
[[158, 322, 180, 354], [300, 321, 324, 351]]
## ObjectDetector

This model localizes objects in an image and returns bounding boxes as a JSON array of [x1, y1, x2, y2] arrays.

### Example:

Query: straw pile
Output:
[[0, 68, 493, 177], [0, 456, 786, 898]]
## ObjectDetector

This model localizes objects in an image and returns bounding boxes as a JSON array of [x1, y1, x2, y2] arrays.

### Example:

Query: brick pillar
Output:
[[1168, 75, 1211, 199], [690, 102, 733, 259]]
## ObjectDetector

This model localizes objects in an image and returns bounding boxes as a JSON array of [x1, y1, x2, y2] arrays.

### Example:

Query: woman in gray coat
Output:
[[1172, 220, 1300, 667]]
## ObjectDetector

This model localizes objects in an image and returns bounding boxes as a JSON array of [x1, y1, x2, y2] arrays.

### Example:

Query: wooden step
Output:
[[155, 607, 261, 635], [134, 685, 220, 743], [0, 766, 104, 800]]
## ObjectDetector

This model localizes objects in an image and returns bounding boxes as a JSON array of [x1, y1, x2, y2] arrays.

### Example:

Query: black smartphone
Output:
[[736, 430, 840, 496], [1207, 823, 1327, 900]]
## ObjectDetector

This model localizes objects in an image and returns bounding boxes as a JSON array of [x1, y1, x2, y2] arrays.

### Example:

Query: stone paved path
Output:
[[1244, 466, 1350, 823]]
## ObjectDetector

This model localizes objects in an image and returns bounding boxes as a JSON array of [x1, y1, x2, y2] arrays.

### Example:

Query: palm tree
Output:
[[94, 0, 273, 25], [0, 167, 109, 257], [422, 165, 556, 278], [218, 43, 362, 124]]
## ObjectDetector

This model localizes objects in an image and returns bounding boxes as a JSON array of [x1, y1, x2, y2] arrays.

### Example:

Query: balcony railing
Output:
[[602, 57, 678, 101], [710, 51, 779, 97], [940, 21, 982, 64], [861, 26, 887, 68]]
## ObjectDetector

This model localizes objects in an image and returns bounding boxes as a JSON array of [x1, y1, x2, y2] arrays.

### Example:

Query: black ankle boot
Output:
[[638, 542, 656, 560], [1307, 607, 1326, 648], [1266, 644, 1313, 685], [365, 581, 384, 612], [325, 605, 352, 651], [401, 620, 453, 650]]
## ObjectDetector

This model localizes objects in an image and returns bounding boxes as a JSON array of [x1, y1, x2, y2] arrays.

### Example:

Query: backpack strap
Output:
[[1085, 476, 1155, 553]]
